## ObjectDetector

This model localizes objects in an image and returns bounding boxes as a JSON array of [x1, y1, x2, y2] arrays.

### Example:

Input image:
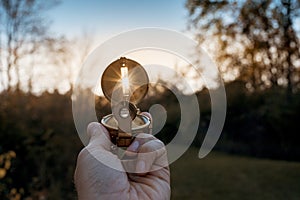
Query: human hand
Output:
[[74, 114, 170, 200]]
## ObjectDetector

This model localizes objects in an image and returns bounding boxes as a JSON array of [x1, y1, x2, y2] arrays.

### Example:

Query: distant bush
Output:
[[194, 81, 300, 161], [0, 90, 82, 199]]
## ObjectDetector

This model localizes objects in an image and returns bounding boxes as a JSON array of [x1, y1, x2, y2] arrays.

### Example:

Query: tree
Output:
[[63, 30, 96, 92], [186, 0, 300, 92], [0, 0, 60, 91]]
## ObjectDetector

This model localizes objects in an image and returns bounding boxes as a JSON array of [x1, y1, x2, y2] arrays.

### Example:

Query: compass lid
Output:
[[101, 57, 149, 104]]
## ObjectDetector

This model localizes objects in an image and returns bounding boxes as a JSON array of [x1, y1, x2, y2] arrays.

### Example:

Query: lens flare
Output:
[[120, 66, 130, 99]]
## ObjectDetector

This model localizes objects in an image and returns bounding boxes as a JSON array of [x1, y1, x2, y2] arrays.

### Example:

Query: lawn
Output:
[[170, 148, 300, 200]]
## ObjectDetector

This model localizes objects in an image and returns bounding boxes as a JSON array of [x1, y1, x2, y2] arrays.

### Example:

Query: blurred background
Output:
[[0, 0, 300, 199]]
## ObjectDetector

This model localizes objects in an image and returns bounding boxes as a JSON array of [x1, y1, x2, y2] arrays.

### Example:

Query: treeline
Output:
[[0, 90, 82, 199], [187, 0, 300, 92], [195, 81, 300, 161], [1, 81, 300, 199], [137, 82, 300, 161]]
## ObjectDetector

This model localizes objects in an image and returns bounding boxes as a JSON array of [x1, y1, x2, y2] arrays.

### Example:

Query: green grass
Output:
[[170, 148, 300, 200]]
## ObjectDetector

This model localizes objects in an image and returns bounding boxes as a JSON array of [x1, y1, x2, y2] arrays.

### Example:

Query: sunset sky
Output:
[[45, 1, 299, 94], [45, 0, 210, 94]]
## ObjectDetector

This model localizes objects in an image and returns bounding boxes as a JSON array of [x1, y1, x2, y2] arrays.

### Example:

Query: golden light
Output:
[[101, 57, 149, 104], [120, 66, 130, 99]]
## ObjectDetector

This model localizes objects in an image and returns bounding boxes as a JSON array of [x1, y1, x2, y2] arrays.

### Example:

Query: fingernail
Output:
[[137, 160, 146, 172], [130, 141, 140, 152]]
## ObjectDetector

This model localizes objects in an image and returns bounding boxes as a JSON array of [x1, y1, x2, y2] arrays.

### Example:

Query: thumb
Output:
[[84, 122, 125, 172], [86, 122, 111, 151]]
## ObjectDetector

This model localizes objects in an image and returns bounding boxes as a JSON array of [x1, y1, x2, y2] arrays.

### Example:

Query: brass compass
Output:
[[100, 57, 151, 147]]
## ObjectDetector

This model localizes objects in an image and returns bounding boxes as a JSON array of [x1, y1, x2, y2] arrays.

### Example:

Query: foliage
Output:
[[186, 0, 300, 92], [194, 81, 300, 160], [0, 150, 23, 200], [0, 90, 82, 199], [1, 81, 300, 198], [97, 81, 300, 160]]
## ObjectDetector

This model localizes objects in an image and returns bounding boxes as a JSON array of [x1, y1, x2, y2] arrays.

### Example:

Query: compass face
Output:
[[101, 57, 149, 104]]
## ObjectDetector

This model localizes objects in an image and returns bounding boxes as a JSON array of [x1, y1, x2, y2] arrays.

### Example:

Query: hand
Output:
[[74, 114, 170, 200]]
